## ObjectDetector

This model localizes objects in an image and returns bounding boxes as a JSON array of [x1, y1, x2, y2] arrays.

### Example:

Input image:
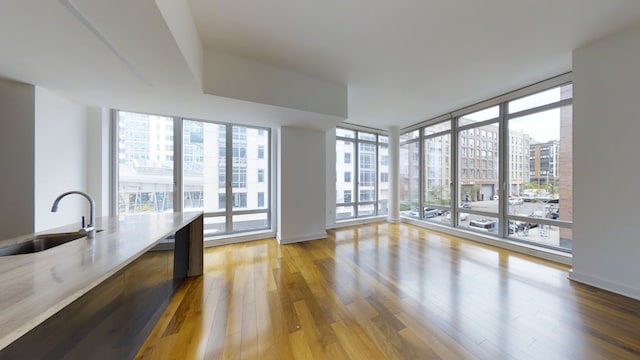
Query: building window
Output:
[[218, 194, 226, 210], [258, 192, 265, 207], [344, 190, 352, 203], [344, 171, 351, 182], [232, 167, 246, 188], [233, 193, 247, 208]]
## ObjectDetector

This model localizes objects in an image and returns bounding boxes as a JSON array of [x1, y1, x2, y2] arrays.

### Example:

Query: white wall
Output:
[[34, 87, 89, 232], [277, 126, 327, 243], [0, 79, 35, 239], [571, 21, 640, 299], [86, 107, 111, 218]]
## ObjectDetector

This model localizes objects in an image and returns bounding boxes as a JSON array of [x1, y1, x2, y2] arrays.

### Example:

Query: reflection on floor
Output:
[[137, 222, 640, 360]]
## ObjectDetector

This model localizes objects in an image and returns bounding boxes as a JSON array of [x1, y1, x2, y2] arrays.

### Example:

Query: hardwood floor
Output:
[[136, 222, 640, 360]]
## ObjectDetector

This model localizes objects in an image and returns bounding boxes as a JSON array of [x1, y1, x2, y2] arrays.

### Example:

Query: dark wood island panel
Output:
[[0, 213, 203, 359]]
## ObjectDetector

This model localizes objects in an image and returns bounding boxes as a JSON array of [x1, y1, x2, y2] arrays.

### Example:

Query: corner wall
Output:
[[277, 126, 327, 243], [571, 21, 640, 299], [0, 79, 35, 239], [34, 87, 89, 231]]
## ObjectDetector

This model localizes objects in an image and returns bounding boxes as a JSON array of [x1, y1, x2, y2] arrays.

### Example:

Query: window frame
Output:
[[112, 110, 272, 238], [399, 73, 573, 253], [336, 126, 387, 220]]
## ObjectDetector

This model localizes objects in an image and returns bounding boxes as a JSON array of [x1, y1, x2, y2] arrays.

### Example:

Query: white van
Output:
[[469, 219, 497, 232]]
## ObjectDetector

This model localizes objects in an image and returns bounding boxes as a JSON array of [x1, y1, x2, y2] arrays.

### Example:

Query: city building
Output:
[[529, 140, 560, 189]]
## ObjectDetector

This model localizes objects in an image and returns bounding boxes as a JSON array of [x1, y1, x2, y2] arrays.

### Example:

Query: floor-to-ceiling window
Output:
[[400, 74, 573, 252], [423, 121, 452, 225], [457, 106, 501, 233], [399, 130, 420, 218], [336, 127, 388, 220], [505, 83, 573, 250], [116, 111, 271, 238]]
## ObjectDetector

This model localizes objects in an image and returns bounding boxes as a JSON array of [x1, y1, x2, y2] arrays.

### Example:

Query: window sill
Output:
[[401, 216, 572, 266]]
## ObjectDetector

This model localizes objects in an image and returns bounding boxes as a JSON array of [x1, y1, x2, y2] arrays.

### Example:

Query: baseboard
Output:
[[568, 270, 640, 301], [328, 216, 386, 229], [204, 231, 276, 248], [277, 231, 327, 244]]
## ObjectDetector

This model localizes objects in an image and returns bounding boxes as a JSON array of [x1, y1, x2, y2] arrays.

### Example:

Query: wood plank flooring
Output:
[[136, 222, 640, 360]]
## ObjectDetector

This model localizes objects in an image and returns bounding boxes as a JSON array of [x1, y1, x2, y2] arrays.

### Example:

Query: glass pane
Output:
[[460, 215, 500, 235], [231, 126, 247, 211], [509, 83, 573, 114], [508, 221, 572, 251], [423, 207, 447, 221], [508, 105, 572, 222], [458, 105, 499, 126], [358, 203, 376, 217], [240, 126, 270, 212], [378, 135, 389, 144], [436, 210, 453, 225], [400, 130, 420, 142], [204, 216, 225, 237], [118, 111, 174, 214], [336, 140, 355, 205], [378, 143, 389, 215], [424, 134, 451, 206], [458, 123, 499, 213], [336, 205, 355, 220], [183, 120, 226, 213], [423, 121, 451, 136], [232, 213, 269, 232], [358, 131, 376, 141], [336, 128, 355, 138], [400, 142, 420, 218], [358, 142, 377, 202]]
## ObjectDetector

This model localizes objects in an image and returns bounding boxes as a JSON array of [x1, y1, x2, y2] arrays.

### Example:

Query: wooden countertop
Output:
[[0, 212, 203, 351]]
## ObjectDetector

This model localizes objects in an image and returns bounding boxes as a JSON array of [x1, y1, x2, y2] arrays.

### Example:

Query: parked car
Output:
[[469, 219, 498, 232], [461, 202, 472, 209], [491, 195, 499, 200], [548, 207, 560, 219], [423, 207, 444, 218], [508, 221, 529, 234], [525, 210, 545, 228], [508, 197, 523, 205]]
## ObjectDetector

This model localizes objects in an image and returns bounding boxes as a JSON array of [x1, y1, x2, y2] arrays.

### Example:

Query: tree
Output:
[[428, 184, 450, 205]]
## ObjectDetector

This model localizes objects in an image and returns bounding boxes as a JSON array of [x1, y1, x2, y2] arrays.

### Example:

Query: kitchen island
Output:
[[0, 212, 203, 358]]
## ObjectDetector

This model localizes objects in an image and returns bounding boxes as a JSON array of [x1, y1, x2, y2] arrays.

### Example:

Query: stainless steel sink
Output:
[[0, 231, 98, 256]]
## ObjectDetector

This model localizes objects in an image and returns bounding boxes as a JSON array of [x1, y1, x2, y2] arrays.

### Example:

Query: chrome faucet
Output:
[[51, 191, 96, 238]]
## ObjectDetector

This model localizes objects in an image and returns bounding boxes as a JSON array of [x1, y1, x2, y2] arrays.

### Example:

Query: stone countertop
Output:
[[0, 212, 203, 351]]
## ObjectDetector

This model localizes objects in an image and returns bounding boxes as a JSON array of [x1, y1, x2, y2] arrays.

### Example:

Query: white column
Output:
[[277, 126, 327, 244], [388, 126, 400, 223]]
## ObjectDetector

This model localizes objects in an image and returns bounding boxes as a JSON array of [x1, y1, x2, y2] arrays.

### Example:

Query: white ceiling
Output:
[[2, 0, 640, 131]]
